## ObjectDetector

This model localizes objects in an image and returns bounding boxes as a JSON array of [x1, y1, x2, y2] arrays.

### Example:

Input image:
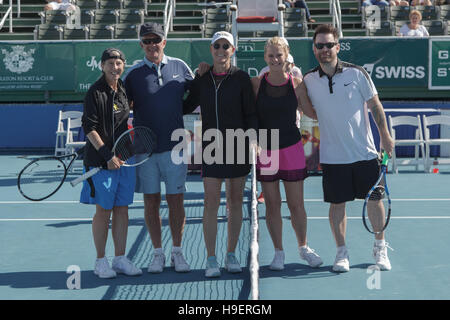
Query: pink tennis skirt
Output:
[[256, 140, 308, 182]]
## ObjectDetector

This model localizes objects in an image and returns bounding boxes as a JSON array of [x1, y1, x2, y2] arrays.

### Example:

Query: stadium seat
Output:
[[63, 27, 88, 40], [74, 0, 99, 10], [203, 7, 230, 24], [284, 21, 307, 37], [422, 19, 447, 35], [39, 10, 70, 24], [90, 9, 118, 24], [366, 20, 393, 36], [114, 23, 139, 39], [394, 20, 408, 35], [390, 5, 410, 22], [411, 5, 440, 20], [202, 22, 231, 38], [422, 115, 450, 172], [121, 0, 148, 10], [34, 24, 63, 40], [86, 23, 115, 39], [388, 115, 426, 173], [440, 4, 450, 20], [98, 0, 122, 9], [230, 0, 286, 42], [284, 7, 306, 24], [362, 5, 389, 28], [117, 8, 144, 24]]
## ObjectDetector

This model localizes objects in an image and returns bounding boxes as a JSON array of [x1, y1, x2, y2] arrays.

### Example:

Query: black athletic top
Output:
[[82, 75, 130, 168], [256, 73, 301, 150]]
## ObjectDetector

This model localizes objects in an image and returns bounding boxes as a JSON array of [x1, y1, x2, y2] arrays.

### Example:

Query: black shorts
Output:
[[321, 158, 380, 204]]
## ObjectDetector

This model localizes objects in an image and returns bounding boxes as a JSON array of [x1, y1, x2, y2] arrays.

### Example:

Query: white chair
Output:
[[230, 0, 285, 43], [64, 117, 86, 155], [55, 110, 84, 156], [422, 114, 450, 172], [388, 115, 426, 173], [64, 117, 86, 171]]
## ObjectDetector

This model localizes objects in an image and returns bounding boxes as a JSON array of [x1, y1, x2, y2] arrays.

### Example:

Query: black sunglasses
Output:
[[141, 37, 162, 45], [213, 43, 231, 50], [314, 42, 338, 50]]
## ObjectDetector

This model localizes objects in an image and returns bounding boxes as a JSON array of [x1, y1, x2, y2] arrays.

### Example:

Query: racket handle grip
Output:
[[381, 150, 389, 166], [70, 167, 101, 187]]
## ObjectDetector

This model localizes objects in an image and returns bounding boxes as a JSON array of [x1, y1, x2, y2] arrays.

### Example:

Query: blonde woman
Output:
[[399, 10, 429, 37], [251, 37, 322, 271]]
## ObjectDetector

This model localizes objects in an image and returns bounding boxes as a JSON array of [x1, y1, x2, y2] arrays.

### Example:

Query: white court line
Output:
[[1, 198, 450, 204], [2, 216, 450, 222]]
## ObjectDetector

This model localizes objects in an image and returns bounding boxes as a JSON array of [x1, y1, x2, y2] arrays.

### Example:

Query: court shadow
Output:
[[44, 216, 242, 229], [0, 177, 19, 187], [259, 263, 337, 280], [0, 268, 251, 296]]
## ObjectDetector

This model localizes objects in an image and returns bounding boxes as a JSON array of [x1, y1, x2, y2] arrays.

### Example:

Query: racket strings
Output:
[[114, 128, 156, 164], [18, 158, 67, 201]]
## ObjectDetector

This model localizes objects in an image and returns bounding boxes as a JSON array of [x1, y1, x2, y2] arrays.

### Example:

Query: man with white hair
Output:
[[123, 22, 194, 275]]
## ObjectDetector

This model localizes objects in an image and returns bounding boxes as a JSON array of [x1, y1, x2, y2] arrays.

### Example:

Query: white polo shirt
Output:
[[303, 60, 378, 164]]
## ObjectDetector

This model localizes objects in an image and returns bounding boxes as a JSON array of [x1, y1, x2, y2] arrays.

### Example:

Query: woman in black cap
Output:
[[81, 48, 142, 278]]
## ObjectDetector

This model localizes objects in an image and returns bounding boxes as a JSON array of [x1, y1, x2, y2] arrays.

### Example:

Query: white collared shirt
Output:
[[303, 60, 379, 164]]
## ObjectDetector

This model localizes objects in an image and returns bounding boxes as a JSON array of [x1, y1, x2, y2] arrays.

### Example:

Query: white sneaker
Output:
[[205, 256, 221, 278], [171, 249, 191, 272], [333, 247, 350, 273], [94, 257, 117, 279], [373, 242, 392, 271], [269, 250, 285, 271], [148, 250, 165, 273], [112, 256, 143, 276], [225, 252, 242, 273], [299, 246, 323, 268]]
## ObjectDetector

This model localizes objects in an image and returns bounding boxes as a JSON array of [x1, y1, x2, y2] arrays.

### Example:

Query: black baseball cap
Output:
[[101, 48, 125, 63], [139, 22, 165, 39]]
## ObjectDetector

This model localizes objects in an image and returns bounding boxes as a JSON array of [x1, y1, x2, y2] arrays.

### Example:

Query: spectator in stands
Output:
[[81, 48, 142, 279], [398, 9, 429, 37], [409, 0, 433, 6], [284, 0, 316, 23], [362, 0, 390, 7], [389, 0, 410, 6], [123, 22, 194, 274], [44, 0, 76, 11]]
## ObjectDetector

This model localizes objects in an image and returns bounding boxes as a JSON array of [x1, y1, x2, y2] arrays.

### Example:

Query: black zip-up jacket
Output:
[[183, 65, 258, 136], [82, 75, 130, 168]]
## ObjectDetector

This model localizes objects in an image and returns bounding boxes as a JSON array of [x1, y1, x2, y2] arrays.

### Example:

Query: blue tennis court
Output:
[[1, 154, 450, 300]]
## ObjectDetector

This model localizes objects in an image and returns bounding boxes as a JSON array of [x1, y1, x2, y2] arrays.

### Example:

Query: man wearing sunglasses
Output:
[[123, 22, 194, 275], [303, 24, 394, 273]]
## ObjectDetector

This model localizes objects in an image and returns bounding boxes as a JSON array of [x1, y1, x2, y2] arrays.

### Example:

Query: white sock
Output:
[[154, 248, 164, 255], [337, 245, 347, 255], [375, 239, 386, 247], [172, 246, 182, 254], [299, 245, 307, 250]]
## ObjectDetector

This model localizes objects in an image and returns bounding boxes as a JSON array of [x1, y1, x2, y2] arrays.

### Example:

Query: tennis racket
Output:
[[70, 126, 156, 187], [362, 151, 391, 234], [17, 148, 84, 201]]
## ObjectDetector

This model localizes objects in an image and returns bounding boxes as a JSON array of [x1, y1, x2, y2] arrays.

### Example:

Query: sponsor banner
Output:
[[74, 40, 192, 92], [0, 38, 431, 91], [0, 43, 74, 90], [428, 38, 450, 90], [331, 38, 428, 87]]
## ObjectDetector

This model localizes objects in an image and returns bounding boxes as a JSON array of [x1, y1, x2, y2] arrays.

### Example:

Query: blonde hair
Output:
[[264, 36, 289, 57], [409, 10, 422, 20]]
